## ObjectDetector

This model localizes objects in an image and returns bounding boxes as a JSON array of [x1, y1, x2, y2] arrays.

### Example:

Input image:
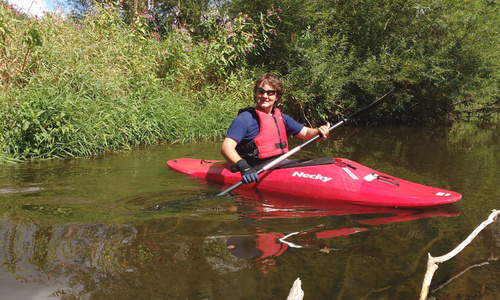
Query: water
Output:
[[0, 122, 498, 299]]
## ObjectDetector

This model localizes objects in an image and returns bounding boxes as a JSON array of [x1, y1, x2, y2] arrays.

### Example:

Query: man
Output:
[[221, 73, 330, 184]]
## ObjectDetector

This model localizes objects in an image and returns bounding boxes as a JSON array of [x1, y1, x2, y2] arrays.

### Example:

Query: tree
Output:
[[227, 0, 500, 123]]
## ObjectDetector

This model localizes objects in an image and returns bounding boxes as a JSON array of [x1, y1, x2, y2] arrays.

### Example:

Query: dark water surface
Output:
[[0, 122, 498, 299]]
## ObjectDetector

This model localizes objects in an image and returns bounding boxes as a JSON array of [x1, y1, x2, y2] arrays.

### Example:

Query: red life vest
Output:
[[254, 108, 289, 158], [236, 107, 289, 159]]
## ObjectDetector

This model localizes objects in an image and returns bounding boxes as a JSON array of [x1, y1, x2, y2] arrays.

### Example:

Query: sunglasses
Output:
[[257, 87, 277, 96]]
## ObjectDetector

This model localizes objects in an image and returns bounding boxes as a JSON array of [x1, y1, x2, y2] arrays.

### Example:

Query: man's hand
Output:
[[235, 159, 259, 184]]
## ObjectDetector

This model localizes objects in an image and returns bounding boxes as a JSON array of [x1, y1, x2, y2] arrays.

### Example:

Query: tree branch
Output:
[[419, 209, 499, 300]]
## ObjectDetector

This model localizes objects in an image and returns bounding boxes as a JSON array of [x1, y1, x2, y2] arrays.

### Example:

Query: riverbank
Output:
[[0, 4, 259, 161], [0, 83, 252, 162], [1, 2, 499, 162]]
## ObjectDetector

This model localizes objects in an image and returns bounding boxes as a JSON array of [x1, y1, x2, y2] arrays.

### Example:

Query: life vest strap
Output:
[[275, 142, 287, 149]]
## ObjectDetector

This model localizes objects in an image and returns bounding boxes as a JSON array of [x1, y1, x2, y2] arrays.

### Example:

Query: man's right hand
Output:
[[235, 159, 259, 184]]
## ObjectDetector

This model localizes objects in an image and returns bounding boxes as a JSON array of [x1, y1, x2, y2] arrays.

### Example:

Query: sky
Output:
[[7, 0, 58, 16]]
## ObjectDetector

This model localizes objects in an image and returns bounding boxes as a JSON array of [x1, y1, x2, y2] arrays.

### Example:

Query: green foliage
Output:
[[0, 2, 12, 38], [281, 26, 355, 124], [0, 3, 265, 160], [0, 0, 499, 161], [154, 8, 278, 88], [198, 9, 279, 82], [343, 0, 500, 123], [228, 0, 500, 124], [0, 82, 247, 160]]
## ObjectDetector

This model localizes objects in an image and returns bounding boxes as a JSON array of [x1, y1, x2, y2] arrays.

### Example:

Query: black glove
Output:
[[235, 159, 259, 184]]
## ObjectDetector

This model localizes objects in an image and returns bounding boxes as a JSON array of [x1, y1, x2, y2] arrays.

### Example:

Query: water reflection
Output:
[[212, 226, 362, 277], [230, 188, 460, 221], [0, 122, 498, 299], [225, 226, 366, 259], [0, 186, 43, 194], [0, 186, 461, 298]]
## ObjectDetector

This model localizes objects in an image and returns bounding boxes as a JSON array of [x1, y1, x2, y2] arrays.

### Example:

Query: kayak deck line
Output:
[[167, 157, 462, 208]]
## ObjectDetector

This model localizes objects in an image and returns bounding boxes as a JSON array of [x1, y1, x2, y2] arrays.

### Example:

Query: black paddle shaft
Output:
[[215, 87, 395, 197]]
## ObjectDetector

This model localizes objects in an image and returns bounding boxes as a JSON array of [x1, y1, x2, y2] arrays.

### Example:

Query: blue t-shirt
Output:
[[226, 110, 304, 143]]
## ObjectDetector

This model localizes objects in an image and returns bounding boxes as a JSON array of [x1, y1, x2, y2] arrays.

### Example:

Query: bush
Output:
[[229, 0, 500, 124], [0, 3, 269, 160], [1, 0, 499, 161]]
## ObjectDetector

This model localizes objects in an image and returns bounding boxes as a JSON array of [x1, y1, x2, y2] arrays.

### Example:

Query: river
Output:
[[0, 122, 498, 299]]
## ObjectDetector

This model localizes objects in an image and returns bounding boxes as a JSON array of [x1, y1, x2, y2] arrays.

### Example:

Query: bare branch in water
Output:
[[419, 209, 500, 300]]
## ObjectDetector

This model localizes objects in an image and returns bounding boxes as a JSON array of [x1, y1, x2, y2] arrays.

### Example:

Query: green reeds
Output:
[[1, 82, 249, 160], [0, 4, 263, 161]]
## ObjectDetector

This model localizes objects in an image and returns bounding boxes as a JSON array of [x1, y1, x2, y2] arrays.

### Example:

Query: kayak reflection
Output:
[[232, 188, 460, 224], [219, 189, 459, 263], [226, 226, 367, 260]]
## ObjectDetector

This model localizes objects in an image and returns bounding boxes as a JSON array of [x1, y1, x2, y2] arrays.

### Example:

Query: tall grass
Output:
[[0, 4, 276, 161]]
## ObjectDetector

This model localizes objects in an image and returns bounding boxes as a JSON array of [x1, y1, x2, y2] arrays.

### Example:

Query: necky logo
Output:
[[292, 171, 332, 183]]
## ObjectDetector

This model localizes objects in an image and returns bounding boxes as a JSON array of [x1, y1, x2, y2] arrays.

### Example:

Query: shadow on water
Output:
[[0, 122, 498, 299]]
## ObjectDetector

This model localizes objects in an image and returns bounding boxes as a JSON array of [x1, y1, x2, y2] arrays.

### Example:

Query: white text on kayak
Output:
[[292, 171, 333, 183]]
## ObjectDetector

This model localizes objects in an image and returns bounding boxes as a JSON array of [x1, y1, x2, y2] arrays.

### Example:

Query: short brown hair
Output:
[[253, 73, 283, 102]]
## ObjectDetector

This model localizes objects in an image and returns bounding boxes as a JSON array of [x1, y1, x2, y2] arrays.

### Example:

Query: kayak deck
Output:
[[167, 158, 462, 208]]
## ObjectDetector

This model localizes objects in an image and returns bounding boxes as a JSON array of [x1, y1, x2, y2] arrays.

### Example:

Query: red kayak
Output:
[[167, 157, 462, 208]]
